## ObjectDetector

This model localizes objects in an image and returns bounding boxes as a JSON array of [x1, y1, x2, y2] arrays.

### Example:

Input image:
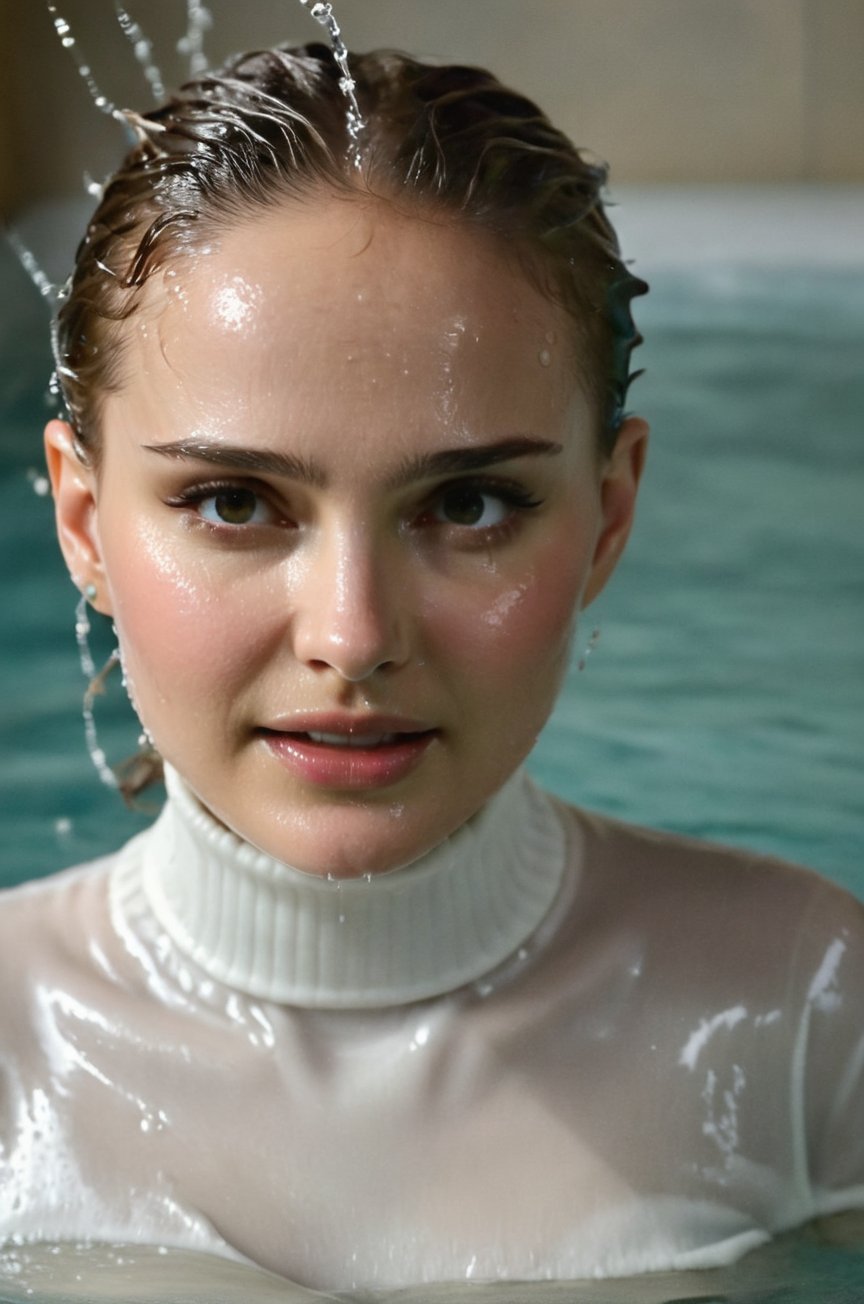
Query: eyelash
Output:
[[163, 476, 544, 540]]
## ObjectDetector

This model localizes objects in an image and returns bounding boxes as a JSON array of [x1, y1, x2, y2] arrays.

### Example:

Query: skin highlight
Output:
[[46, 196, 647, 877]]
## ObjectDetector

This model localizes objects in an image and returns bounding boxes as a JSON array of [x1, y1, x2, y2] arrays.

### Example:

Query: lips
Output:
[[258, 714, 438, 789]]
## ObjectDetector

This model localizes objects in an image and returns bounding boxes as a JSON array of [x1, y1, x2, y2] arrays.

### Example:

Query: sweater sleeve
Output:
[[792, 878, 864, 1218]]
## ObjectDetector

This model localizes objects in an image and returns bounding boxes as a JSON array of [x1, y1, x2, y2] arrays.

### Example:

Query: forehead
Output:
[[106, 196, 588, 454]]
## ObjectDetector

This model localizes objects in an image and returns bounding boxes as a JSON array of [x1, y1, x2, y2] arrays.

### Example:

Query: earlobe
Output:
[[44, 419, 112, 615], [581, 416, 649, 609]]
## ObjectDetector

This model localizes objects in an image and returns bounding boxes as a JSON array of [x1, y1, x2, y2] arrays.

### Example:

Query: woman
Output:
[[1, 43, 862, 1291]]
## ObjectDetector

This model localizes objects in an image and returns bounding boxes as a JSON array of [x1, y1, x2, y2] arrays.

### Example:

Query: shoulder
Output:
[[0, 854, 117, 921], [0, 856, 119, 1012], [550, 797, 863, 990], [558, 797, 856, 911]]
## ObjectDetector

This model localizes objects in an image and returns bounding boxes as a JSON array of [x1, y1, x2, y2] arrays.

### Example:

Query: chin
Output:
[[235, 804, 448, 880]]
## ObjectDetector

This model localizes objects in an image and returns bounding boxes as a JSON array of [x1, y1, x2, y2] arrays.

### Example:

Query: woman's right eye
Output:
[[164, 482, 285, 529], [197, 487, 273, 527]]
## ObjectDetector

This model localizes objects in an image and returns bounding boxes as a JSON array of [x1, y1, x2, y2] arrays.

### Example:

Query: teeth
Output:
[[306, 730, 399, 747]]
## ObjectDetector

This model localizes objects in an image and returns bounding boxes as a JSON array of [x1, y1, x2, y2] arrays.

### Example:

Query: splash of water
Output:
[[3, 227, 57, 302], [46, 1, 125, 122], [298, 0, 365, 167], [178, 0, 212, 76], [114, 2, 166, 100]]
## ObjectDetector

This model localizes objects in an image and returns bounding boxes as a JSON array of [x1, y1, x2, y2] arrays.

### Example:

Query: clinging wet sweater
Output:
[[1, 766, 862, 1290]]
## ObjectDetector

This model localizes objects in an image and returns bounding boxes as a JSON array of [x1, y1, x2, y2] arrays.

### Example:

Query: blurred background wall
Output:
[[1, 0, 863, 216]]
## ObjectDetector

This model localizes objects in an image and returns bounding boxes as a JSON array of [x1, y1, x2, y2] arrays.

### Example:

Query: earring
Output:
[[73, 594, 164, 803], [75, 593, 120, 789], [577, 625, 601, 672]]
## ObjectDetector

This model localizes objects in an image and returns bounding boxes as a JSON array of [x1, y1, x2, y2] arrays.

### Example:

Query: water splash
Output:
[[298, 0, 365, 168], [26, 468, 51, 497], [46, 2, 125, 122], [576, 625, 601, 672], [3, 227, 56, 302], [114, 2, 166, 101], [177, 0, 211, 76]]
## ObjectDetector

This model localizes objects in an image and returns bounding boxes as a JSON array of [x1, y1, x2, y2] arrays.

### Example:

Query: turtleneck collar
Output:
[[118, 765, 569, 1009]]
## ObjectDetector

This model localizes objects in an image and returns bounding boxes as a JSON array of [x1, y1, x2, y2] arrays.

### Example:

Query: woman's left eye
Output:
[[429, 481, 541, 531], [432, 485, 511, 529], [196, 488, 274, 526]]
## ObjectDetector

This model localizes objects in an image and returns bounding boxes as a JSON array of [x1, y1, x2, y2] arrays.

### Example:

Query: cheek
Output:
[[100, 518, 263, 706], [432, 532, 588, 693]]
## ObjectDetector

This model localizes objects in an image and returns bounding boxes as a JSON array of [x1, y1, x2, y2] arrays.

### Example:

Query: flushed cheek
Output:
[[439, 557, 584, 695], [102, 528, 266, 721]]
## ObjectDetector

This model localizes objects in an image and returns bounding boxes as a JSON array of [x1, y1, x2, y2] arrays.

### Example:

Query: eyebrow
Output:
[[142, 435, 563, 488], [142, 439, 327, 486], [385, 437, 562, 489]]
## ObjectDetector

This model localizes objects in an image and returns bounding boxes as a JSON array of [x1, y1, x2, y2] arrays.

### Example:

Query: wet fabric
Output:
[[1, 775, 862, 1292]]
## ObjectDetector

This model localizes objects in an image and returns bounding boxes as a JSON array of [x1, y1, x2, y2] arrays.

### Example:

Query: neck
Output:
[[126, 765, 569, 1009]]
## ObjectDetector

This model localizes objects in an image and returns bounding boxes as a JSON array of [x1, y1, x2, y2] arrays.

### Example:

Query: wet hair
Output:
[[54, 43, 647, 463]]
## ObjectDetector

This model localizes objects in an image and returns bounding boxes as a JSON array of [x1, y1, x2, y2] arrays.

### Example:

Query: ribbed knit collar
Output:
[[128, 765, 568, 1009]]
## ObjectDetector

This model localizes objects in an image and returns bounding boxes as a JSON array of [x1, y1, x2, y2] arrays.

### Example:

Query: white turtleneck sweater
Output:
[[0, 768, 862, 1292]]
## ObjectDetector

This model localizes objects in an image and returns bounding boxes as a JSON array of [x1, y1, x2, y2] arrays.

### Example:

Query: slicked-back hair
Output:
[[55, 43, 647, 463]]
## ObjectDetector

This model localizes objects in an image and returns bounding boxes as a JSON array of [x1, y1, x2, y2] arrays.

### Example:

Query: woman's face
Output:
[[48, 197, 646, 876]]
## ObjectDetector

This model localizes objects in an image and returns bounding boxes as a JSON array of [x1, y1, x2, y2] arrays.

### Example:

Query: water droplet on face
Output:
[[538, 348, 552, 367]]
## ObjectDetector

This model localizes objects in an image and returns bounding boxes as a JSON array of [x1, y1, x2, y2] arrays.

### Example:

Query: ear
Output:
[[581, 415, 649, 608], [44, 420, 113, 616]]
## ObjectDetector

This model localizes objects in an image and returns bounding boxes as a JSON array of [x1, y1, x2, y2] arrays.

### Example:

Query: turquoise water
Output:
[[1, 245, 861, 896]]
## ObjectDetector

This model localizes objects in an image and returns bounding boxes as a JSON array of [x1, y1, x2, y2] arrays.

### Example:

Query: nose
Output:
[[291, 524, 410, 682]]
